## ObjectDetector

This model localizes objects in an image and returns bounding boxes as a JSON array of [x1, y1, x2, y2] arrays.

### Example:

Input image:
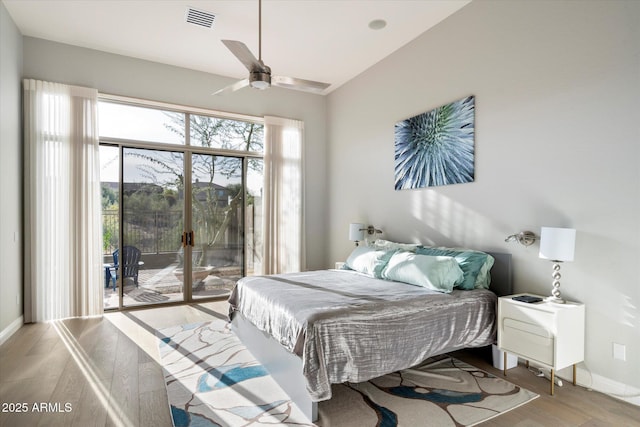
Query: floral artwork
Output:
[[394, 96, 475, 190]]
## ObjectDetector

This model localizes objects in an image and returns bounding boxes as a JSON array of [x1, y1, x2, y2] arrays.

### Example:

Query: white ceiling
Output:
[[3, 0, 471, 94]]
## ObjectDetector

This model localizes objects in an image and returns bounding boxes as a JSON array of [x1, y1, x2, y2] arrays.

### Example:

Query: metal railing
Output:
[[102, 210, 183, 255], [102, 209, 247, 255]]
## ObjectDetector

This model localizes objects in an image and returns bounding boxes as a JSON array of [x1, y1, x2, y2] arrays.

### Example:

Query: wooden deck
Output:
[[102, 265, 239, 309]]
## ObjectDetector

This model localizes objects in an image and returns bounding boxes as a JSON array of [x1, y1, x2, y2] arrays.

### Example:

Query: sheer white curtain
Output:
[[262, 116, 305, 274], [23, 79, 103, 322]]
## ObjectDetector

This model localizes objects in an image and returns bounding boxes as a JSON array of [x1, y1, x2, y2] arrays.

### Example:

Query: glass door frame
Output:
[[102, 138, 261, 310], [116, 144, 191, 309]]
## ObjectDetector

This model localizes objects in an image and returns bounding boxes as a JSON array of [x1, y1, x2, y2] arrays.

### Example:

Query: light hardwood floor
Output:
[[1, 302, 638, 427]]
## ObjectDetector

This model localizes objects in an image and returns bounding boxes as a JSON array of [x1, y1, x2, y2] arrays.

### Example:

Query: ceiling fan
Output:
[[213, 0, 330, 96]]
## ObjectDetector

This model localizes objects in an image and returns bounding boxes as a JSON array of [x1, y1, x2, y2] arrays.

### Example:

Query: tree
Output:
[[102, 185, 117, 208]]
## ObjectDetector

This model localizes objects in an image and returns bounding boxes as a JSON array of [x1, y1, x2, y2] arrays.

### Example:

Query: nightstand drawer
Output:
[[500, 300, 554, 327], [502, 318, 554, 365]]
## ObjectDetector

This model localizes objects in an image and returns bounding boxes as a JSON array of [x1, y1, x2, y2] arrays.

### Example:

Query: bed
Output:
[[228, 245, 512, 422]]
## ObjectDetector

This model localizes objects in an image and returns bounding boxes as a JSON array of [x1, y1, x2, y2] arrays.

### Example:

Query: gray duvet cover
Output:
[[228, 269, 497, 401]]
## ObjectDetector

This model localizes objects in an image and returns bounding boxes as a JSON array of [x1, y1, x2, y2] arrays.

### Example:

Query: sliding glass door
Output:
[[100, 145, 120, 310], [190, 154, 242, 299], [121, 148, 185, 307]]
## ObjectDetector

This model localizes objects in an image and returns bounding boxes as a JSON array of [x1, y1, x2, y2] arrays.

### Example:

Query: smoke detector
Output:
[[185, 7, 216, 29]]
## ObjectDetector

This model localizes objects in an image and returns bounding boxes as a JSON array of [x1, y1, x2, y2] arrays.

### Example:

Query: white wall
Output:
[[0, 2, 23, 338], [21, 37, 328, 271], [327, 0, 640, 396]]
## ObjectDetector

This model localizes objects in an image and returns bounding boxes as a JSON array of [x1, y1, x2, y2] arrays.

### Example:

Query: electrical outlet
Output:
[[613, 343, 626, 361]]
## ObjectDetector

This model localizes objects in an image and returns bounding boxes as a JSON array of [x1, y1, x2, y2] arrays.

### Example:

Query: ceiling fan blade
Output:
[[212, 78, 249, 96], [272, 75, 330, 94], [221, 40, 267, 72]]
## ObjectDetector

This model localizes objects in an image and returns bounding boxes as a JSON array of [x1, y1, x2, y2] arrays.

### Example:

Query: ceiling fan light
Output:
[[250, 80, 270, 90], [250, 71, 271, 90]]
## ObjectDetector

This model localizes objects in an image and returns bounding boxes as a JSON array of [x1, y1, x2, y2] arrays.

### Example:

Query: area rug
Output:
[[336, 357, 538, 426], [157, 320, 538, 427]]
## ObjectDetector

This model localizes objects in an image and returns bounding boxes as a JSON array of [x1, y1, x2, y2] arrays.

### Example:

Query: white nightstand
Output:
[[497, 293, 585, 395]]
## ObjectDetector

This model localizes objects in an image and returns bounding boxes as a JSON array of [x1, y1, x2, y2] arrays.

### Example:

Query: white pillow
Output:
[[372, 239, 420, 252], [381, 252, 463, 293], [345, 245, 395, 278]]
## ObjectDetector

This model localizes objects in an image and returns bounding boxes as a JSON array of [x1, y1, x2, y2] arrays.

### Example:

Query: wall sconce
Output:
[[349, 223, 383, 246], [349, 223, 365, 246], [505, 231, 537, 246]]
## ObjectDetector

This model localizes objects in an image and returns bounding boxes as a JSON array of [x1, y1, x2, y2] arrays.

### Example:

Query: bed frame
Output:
[[231, 252, 512, 422]]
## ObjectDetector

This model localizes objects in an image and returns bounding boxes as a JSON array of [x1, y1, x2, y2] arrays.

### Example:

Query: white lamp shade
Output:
[[349, 223, 365, 242], [539, 227, 576, 262]]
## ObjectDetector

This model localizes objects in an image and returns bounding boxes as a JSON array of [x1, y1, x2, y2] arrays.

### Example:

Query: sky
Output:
[[98, 101, 263, 195]]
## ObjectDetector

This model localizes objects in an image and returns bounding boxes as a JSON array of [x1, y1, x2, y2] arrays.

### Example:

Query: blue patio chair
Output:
[[111, 245, 142, 291]]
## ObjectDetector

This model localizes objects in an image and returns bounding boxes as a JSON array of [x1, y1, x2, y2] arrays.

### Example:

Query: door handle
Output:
[[181, 231, 195, 247]]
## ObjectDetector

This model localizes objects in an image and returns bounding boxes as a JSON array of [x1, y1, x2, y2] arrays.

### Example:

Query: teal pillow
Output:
[[381, 252, 463, 293], [416, 246, 494, 290], [345, 246, 395, 278], [474, 255, 495, 289]]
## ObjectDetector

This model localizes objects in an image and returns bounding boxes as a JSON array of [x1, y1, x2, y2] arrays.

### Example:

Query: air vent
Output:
[[185, 7, 216, 29]]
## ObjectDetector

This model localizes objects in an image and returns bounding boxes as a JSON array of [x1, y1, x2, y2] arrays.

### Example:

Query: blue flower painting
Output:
[[395, 96, 475, 190]]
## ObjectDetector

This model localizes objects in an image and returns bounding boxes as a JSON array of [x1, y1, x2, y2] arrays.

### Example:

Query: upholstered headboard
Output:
[[486, 252, 512, 297]]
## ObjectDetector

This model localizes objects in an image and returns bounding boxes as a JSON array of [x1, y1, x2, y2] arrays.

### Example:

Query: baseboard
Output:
[[0, 315, 24, 346], [522, 359, 639, 407], [587, 371, 640, 407], [550, 363, 640, 407]]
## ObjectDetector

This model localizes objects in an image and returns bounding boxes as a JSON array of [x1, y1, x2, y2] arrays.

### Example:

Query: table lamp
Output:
[[539, 227, 576, 304]]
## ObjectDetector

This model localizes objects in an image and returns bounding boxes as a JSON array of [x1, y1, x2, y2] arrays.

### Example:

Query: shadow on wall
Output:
[[574, 230, 639, 326], [376, 188, 558, 294], [397, 179, 576, 248], [403, 189, 501, 249]]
